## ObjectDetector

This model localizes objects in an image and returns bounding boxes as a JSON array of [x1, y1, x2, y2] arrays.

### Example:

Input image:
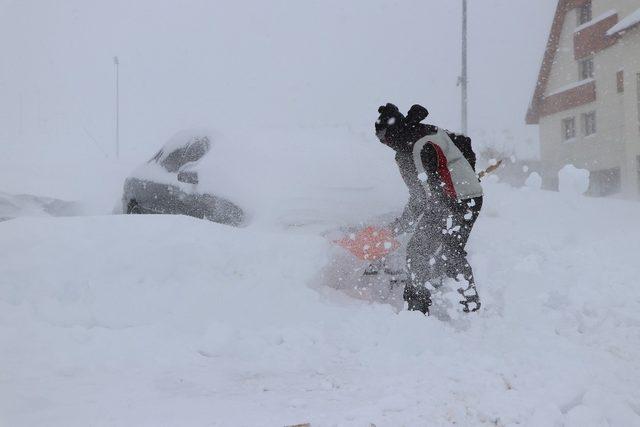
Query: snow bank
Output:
[[558, 164, 590, 195], [0, 191, 79, 221], [524, 171, 542, 189], [2, 181, 640, 425]]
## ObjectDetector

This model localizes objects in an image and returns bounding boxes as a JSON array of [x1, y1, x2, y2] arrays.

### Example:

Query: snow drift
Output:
[[2, 180, 640, 426], [124, 127, 409, 231]]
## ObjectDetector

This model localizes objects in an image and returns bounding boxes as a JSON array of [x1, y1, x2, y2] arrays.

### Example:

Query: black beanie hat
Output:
[[375, 103, 405, 134]]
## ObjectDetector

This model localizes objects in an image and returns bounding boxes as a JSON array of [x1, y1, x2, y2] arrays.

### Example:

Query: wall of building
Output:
[[537, 0, 640, 197], [546, 8, 581, 96], [620, 25, 640, 196]]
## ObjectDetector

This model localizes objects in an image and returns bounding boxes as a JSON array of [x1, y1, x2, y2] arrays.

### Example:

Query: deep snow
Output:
[[2, 180, 640, 426], [2, 126, 640, 426]]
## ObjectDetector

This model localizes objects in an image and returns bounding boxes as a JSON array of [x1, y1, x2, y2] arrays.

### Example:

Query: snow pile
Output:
[[0, 192, 79, 221], [558, 164, 590, 195], [2, 181, 640, 425], [524, 171, 542, 189]]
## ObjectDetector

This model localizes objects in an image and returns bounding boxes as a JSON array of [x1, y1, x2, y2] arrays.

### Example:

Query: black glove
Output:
[[405, 104, 429, 124]]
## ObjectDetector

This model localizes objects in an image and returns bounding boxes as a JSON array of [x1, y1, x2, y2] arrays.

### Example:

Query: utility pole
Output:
[[19, 94, 23, 144], [461, 0, 468, 135], [113, 56, 120, 159]]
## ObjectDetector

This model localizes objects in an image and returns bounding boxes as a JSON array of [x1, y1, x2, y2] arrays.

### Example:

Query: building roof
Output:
[[526, 0, 623, 125], [526, 0, 575, 125]]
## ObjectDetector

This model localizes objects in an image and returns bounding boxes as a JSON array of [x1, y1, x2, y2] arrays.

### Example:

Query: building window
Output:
[[582, 111, 596, 136], [617, 70, 624, 93], [578, 2, 592, 26], [579, 58, 594, 80], [562, 117, 576, 141]]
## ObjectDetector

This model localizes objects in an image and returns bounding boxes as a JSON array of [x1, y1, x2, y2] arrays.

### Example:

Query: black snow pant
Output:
[[403, 196, 483, 314]]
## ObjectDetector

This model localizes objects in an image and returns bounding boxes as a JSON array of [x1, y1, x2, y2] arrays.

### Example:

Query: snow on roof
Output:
[[545, 78, 594, 97], [607, 7, 640, 36], [574, 9, 617, 33], [157, 128, 216, 157]]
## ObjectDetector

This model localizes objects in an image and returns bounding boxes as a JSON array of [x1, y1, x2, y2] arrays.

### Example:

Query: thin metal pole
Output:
[[461, 0, 468, 135], [114, 56, 120, 159], [19, 94, 23, 143]]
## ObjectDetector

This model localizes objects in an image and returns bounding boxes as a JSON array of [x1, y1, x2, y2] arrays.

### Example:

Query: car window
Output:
[[183, 137, 210, 164], [149, 136, 211, 173]]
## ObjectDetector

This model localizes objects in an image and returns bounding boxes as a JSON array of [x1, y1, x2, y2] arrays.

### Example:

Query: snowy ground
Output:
[[1, 129, 640, 426]]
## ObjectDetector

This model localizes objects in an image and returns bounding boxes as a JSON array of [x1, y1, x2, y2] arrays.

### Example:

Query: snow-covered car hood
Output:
[[129, 127, 407, 232]]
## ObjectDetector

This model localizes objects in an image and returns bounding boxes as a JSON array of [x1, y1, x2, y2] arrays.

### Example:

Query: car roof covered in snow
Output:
[[130, 127, 406, 231]]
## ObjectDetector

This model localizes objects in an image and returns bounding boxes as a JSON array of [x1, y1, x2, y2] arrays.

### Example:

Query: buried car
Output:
[[122, 128, 407, 231], [122, 130, 245, 226]]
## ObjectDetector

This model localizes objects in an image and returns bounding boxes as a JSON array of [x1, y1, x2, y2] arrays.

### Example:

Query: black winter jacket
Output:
[[391, 123, 476, 234]]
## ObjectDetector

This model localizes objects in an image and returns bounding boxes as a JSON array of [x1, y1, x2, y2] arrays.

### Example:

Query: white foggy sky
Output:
[[0, 0, 557, 158]]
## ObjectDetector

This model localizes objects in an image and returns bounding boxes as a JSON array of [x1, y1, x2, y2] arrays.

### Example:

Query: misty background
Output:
[[1, 0, 556, 164]]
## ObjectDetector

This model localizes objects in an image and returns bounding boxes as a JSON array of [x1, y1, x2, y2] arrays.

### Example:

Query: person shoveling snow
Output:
[[374, 103, 483, 315]]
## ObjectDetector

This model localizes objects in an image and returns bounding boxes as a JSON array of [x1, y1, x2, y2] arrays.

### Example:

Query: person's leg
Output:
[[442, 196, 483, 312], [404, 209, 446, 314]]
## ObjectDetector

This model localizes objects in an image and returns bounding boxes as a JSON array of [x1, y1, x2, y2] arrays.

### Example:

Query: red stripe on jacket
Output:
[[428, 142, 457, 200]]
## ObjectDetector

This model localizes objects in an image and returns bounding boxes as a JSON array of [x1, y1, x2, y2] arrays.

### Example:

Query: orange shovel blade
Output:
[[335, 226, 400, 260]]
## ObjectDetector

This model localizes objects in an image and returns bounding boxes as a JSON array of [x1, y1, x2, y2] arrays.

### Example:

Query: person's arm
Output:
[[389, 153, 428, 235], [391, 191, 425, 235]]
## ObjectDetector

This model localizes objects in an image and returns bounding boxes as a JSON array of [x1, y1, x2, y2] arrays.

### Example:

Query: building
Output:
[[526, 0, 640, 197]]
